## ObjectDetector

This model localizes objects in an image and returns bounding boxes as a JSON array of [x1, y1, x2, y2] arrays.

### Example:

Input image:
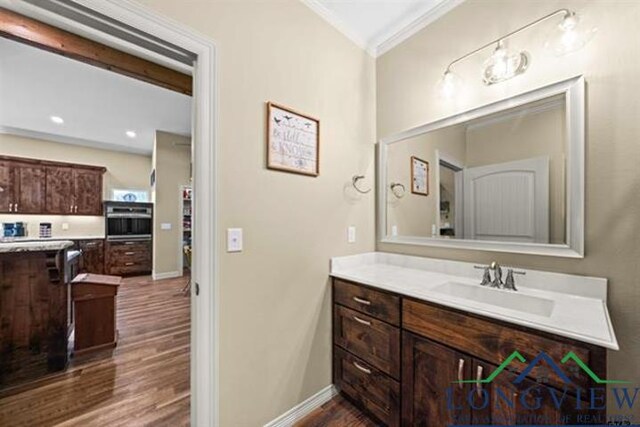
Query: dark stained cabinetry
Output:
[[0, 159, 46, 214], [0, 155, 105, 216], [105, 240, 151, 276], [332, 278, 608, 426], [77, 240, 105, 275]]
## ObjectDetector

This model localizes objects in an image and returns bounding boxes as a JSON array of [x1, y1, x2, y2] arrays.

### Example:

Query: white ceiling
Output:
[[303, 0, 465, 56], [0, 37, 191, 156]]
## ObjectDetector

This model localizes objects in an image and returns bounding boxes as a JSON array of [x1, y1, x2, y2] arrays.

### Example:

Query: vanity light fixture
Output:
[[436, 9, 595, 97], [125, 130, 137, 138], [50, 115, 64, 124]]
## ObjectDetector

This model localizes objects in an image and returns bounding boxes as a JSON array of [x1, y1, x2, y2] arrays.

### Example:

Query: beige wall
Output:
[[466, 106, 566, 243], [134, 1, 376, 425], [386, 124, 466, 237], [0, 133, 152, 237], [378, 0, 640, 415], [152, 131, 191, 276]]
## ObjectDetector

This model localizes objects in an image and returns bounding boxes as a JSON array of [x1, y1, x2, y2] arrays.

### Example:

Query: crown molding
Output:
[[300, 0, 373, 56], [302, 0, 465, 58], [0, 126, 152, 156], [375, 0, 466, 57]]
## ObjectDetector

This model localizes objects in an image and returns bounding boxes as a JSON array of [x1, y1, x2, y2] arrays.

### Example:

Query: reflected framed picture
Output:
[[411, 156, 429, 196], [266, 102, 320, 176]]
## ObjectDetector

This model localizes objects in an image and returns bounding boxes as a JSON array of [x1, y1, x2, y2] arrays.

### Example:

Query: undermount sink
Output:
[[432, 281, 555, 317]]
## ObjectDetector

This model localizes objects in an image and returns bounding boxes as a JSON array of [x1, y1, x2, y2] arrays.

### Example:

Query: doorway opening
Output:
[[0, 2, 217, 425]]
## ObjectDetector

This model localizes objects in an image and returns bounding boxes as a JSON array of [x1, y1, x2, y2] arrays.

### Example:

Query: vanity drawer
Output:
[[333, 279, 400, 326], [334, 346, 400, 427], [402, 298, 606, 392], [334, 304, 400, 379]]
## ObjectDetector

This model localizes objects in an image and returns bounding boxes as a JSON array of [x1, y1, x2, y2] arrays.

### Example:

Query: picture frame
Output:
[[266, 102, 320, 176], [411, 156, 429, 196]]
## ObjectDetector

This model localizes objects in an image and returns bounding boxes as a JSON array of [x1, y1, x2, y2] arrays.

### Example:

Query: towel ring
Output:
[[390, 182, 406, 198], [352, 175, 371, 194]]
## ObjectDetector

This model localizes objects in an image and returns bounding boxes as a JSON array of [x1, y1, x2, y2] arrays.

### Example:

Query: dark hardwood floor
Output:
[[0, 275, 191, 427], [296, 395, 379, 427]]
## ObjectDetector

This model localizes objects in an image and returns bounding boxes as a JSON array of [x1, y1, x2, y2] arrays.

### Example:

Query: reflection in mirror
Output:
[[387, 94, 566, 245]]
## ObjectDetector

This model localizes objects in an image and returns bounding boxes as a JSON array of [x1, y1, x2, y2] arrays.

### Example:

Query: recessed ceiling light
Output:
[[126, 130, 137, 138], [50, 116, 64, 124]]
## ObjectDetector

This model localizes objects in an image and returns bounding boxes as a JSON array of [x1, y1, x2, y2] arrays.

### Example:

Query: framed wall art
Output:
[[266, 102, 319, 176], [411, 156, 429, 196]]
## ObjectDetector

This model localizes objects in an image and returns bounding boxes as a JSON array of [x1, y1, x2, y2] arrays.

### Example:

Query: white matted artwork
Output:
[[411, 156, 429, 196], [266, 102, 319, 176]]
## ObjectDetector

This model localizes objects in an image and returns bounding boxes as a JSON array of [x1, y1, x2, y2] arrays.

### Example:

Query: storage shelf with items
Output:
[[181, 186, 192, 271]]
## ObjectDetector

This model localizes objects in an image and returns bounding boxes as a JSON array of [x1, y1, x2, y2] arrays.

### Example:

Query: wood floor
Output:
[[295, 395, 379, 427], [0, 275, 191, 427]]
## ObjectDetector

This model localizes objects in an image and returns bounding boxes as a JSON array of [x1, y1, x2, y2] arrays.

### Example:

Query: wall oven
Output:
[[105, 202, 153, 241]]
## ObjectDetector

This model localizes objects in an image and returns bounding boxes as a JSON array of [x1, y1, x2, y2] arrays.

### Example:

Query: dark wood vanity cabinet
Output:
[[0, 155, 105, 216], [332, 278, 607, 426]]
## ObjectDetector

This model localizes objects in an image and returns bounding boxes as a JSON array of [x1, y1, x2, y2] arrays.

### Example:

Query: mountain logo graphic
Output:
[[453, 350, 630, 385]]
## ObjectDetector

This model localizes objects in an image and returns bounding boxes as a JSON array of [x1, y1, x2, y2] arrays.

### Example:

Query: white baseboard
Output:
[[152, 270, 182, 280], [263, 385, 337, 427]]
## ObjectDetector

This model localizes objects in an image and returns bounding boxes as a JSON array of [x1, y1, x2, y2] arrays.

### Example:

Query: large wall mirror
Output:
[[378, 76, 585, 257]]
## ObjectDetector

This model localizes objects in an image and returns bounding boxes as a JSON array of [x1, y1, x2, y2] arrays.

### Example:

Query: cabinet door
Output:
[[402, 331, 472, 426], [74, 168, 103, 215], [470, 359, 595, 426], [13, 162, 45, 214], [0, 160, 13, 213], [45, 166, 74, 214], [79, 240, 104, 274]]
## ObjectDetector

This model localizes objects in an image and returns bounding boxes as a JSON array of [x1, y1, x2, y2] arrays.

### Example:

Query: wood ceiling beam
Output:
[[0, 7, 192, 96]]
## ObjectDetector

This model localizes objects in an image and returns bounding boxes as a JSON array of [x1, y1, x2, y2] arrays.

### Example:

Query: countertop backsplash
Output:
[[0, 214, 105, 239]]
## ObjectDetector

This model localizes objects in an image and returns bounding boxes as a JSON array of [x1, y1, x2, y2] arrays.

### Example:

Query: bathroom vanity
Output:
[[331, 253, 617, 426]]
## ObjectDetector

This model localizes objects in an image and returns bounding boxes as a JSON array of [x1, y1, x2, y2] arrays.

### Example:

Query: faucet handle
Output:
[[504, 269, 518, 291]]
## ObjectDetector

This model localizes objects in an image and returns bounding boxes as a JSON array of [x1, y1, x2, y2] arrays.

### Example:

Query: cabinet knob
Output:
[[14, 203, 18, 212], [8, 203, 12, 212]]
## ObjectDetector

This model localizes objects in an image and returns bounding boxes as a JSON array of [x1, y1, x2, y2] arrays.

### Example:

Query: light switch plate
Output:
[[348, 226, 356, 243], [161, 223, 172, 230], [391, 225, 398, 236], [227, 228, 243, 252]]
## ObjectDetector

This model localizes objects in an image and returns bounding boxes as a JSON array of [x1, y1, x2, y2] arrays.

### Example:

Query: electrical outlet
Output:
[[348, 226, 356, 243], [61, 223, 69, 231], [391, 225, 398, 236], [161, 223, 172, 230]]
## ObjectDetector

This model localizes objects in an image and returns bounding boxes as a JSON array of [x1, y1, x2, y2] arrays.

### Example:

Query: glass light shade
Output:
[[435, 70, 464, 99], [545, 12, 597, 56], [482, 42, 529, 85]]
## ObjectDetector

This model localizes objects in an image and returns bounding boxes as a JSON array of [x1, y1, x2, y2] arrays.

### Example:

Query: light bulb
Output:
[[436, 70, 463, 99], [545, 12, 597, 56], [482, 41, 529, 85]]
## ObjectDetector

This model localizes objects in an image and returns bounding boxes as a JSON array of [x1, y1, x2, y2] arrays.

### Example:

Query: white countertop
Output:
[[331, 252, 618, 350], [0, 240, 74, 253]]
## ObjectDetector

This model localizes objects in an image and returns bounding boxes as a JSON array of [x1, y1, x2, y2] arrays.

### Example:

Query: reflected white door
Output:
[[463, 157, 549, 243]]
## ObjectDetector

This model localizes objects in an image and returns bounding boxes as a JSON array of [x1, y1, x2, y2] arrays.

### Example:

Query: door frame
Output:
[[434, 150, 464, 237], [0, 1, 219, 425]]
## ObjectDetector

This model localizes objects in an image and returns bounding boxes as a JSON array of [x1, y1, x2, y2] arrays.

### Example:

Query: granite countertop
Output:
[[0, 240, 74, 253], [331, 252, 618, 350], [0, 236, 105, 243]]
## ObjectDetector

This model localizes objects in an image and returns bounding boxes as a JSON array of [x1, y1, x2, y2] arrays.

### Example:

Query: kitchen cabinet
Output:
[[105, 239, 152, 276], [0, 159, 46, 214], [0, 160, 13, 212], [45, 165, 74, 215], [13, 162, 46, 213], [73, 169, 103, 215], [0, 156, 105, 216], [78, 240, 105, 275], [332, 278, 608, 426]]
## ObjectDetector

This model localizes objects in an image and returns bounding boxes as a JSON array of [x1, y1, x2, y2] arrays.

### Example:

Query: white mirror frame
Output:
[[378, 75, 585, 258]]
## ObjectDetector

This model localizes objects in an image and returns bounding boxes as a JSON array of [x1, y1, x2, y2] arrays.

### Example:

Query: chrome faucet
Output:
[[475, 262, 525, 291]]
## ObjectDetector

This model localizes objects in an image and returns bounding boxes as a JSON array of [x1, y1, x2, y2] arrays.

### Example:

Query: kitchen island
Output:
[[0, 240, 74, 388]]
